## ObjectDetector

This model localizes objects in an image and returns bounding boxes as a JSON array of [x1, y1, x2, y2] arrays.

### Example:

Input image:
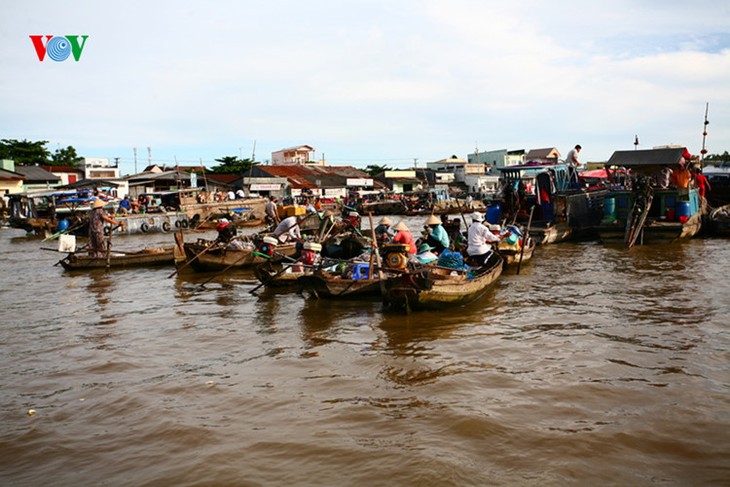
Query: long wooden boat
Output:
[[297, 268, 384, 299], [59, 247, 175, 270], [383, 252, 503, 310], [594, 148, 706, 247], [182, 240, 299, 272]]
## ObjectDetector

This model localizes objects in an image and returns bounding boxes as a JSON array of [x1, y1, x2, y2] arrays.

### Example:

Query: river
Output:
[[0, 219, 728, 486]]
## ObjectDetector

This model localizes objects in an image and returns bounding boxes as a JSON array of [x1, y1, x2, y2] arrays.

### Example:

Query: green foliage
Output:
[[50, 146, 81, 167], [0, 139, 51, 166], [704, 151, 730, 164], [209, 156, 258, 174], [0, 139, 82, 168], [363, 164, 392, 177]]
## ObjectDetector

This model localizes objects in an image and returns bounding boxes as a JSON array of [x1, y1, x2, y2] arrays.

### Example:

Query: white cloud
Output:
[[1, 0, 729, 168]]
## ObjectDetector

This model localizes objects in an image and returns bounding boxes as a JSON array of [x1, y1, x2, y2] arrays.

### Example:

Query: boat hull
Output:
[[60, 248, 175, 270], [383, 253, 503, 310], [183, 242, 298, 272], [297, 271, 383, 298]]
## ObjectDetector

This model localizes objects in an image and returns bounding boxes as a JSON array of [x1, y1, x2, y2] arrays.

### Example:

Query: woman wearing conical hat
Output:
[[392, 220, 417, 254], [374, 216, 394, 245], [424, 214, 449, 254], [88, 198, 123, 258]]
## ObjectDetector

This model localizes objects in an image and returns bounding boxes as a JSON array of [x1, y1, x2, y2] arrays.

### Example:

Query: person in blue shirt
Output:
[[424, 214, 450, 253], [117, 195, 132, 215]]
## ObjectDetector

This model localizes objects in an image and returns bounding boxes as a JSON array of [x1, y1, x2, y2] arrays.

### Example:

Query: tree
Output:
[[363, 164, 392, 177], [0, 139, 51, 165], [50, 145, 81, 168], [704, 151, 730, 165], [209, 156, 258, 174]]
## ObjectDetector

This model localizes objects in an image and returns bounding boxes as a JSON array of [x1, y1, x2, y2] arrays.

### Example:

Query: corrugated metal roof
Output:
[[14, 165, 61, 183], [607, 148, 686, 167], [253, 165, 375, 189], [0, 168, 24, 180]]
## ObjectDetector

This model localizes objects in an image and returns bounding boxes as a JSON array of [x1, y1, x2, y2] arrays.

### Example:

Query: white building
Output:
[[468, 149, 525, 169], [271, 145, 321, 165]]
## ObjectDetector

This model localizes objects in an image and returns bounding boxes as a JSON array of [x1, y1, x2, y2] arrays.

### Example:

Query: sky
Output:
[[1, 0, 729, 176]]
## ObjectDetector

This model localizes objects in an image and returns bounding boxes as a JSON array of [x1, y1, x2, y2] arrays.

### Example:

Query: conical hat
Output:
[[425, 214, 441, 225], [378, 216, 392, 226], [92, 198, 106, 209], [392, 221, 409, 232]]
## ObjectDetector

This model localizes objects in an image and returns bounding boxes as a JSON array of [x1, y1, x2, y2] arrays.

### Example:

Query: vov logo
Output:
[[29, 35, 89, 62]]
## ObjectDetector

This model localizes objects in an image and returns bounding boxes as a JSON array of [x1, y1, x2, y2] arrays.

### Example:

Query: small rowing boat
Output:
[[59, 247, 175, 270], [383, 252, 503, 311]]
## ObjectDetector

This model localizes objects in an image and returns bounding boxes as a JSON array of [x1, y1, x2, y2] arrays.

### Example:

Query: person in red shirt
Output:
[[392, 221, 417, 254], [692, 165, 711, 198]]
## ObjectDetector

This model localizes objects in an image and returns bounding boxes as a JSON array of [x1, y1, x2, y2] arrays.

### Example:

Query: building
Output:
[[0, 160, 25, 195], [41, 165, 85, 185], [374, 170, 422, 193], [247, 164, 380, 198], [524, 147, 561, 164], [271, 145, 319, 165], [468, 149, 525, 169], [14, 165, 61, 191]]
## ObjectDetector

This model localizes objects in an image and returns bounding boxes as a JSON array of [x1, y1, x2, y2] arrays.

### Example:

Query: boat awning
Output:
[[606, 148, 689, 168]]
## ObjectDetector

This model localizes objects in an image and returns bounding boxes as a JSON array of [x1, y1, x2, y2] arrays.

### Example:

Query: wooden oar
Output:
[[247, 262, 296, 294], [167, 240, 219, 278], [106, 224, 123, 269], [516, 205, 535, 275], [454, 196, 469, 231]]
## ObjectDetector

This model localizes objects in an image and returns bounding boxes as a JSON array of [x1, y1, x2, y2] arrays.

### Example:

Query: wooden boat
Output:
[[383, 252, 503, 310], [357, 199, 407, 215], [705, 204, 730, 237], [297, 264, 384, 299], [497, 234, 537, 266], [253, 262, 309, 288], [182, 240, 299, 272], [59, 247, 175, 270], [595, 148, 705, 247], [496, 163, 608, 245]]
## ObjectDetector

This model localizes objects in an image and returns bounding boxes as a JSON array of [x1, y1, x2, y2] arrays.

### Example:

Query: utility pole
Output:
[[133, 147, 138, 174], [147, 146, 152, 166]]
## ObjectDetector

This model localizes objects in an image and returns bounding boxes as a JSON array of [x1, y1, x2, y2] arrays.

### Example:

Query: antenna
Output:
[[251, 140, 256, 162], [133, 147, 137, 173], [700, 102, 709, 162], [634, 135, 639, 150]]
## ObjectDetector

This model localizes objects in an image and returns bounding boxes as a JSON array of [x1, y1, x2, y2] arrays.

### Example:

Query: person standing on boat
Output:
[[691, 165, 711, 200], [265, 196, 280, 225], [392, 221, 417, 254], [565, 144, 582, 186], [466, 211, 502, 266], [88, 198, 123, 258], [117, 195, 132, 215], [424, 214, 450, 254]]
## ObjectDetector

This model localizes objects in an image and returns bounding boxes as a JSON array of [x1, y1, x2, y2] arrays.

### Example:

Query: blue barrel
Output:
[[57, 219, 70, 232], [486, 204, 501, 224], [603, 197, 616, 218], [675, 201, 691, 222]]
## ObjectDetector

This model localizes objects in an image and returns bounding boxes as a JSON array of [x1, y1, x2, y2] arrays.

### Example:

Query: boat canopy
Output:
[[606, 148, 689, 169]]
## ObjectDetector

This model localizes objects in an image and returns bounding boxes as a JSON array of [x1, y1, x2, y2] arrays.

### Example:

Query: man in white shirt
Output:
[[466, 212, 502, 265], [273, 215, 302, 243], [565, 145, 582, 168]]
